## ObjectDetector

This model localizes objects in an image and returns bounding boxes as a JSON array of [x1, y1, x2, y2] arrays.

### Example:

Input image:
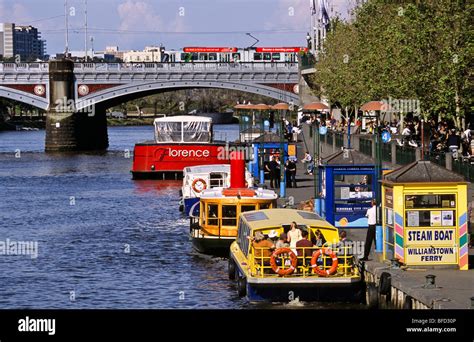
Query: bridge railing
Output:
[[72, 62, 299, 72], [0, 61, 299, 73], [0, 62, 49, 72]]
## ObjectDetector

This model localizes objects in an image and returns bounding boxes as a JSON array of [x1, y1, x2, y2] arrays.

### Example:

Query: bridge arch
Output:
[[0, 87, 49, 110], [75, 80, 300, 111]]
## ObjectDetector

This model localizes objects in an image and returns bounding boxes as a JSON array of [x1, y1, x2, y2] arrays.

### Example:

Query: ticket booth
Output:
[[381, 160, 469, 270], [319, 148, 377, 228]]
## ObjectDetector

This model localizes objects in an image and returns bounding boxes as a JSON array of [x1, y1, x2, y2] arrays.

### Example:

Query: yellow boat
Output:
[[229, 208, 362, 302], [189, 187, 278, 255]]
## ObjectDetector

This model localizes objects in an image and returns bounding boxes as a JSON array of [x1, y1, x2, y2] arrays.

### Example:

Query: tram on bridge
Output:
[[162, 46, 308, 63]]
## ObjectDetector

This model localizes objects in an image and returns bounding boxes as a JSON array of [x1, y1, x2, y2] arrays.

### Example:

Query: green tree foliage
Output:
[[311, 0, 472, 125]]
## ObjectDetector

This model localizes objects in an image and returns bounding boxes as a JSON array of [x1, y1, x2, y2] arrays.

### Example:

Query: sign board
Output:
[[381, 131, 391, 143], [288, 144, 296, 157], [405, 227, 457, 264]]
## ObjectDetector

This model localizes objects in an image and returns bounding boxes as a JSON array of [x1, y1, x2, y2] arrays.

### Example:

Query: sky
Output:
[[0, 0, 355, 55]]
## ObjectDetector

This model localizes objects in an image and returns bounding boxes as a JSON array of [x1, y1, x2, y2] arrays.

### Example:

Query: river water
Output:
[[0, 125, 362, 309]]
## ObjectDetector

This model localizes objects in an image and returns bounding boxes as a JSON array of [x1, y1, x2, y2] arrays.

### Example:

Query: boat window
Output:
[[199, 53, 208, 61], [182, 121, 211, 142], [253, 53, 262, 61], [222, 205, 237, 227], [209, 53, 217, 61], [154, 122, 182, 142], [207, 204, 219, 226], [209, 173, 225, 188], [237, 218, 250, 256], [240, 205, 256, 213], [259, 202, 272, 210], [263, 53, 272, 61]]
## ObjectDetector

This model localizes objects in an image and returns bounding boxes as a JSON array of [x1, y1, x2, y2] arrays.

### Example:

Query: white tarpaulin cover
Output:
[[154, 116, 212, 143]]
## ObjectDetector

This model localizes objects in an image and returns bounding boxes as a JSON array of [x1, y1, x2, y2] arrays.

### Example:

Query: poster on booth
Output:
[[405, 227, 457, 264]]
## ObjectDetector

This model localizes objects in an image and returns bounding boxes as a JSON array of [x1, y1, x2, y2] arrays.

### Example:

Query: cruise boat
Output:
[[131, 116, 229, 179], [228, 209, 362, 302], [189, 155, 277, 255], [180, 164, 254, 217]]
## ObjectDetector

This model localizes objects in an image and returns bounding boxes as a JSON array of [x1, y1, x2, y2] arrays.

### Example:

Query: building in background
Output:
[[123, 46, 162, 63], [0, 23, 46, 61]]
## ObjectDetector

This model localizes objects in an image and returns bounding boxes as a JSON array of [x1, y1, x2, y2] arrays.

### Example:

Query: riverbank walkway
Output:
[[267, 123, 474, 309]]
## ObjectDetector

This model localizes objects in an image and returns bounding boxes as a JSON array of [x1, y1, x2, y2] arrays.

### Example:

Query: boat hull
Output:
[[191, 235, 234, 256], [132, 143, 228, 179], [183, 197, 200, 217], [245, 280, 364, 303]]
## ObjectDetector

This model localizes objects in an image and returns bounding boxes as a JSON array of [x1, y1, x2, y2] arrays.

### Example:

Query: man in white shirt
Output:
[[361, 199, 377, 261]]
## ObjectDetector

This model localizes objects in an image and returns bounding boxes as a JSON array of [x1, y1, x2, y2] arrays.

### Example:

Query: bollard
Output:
[[445, 152, 453, 170], [424, 274, 436, 289], [391, 258, 400, 269], [471, 297, 474, 309]]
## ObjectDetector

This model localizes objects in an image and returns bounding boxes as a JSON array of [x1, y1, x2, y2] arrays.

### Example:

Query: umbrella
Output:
[[303, 102, 329, 111], [360, 101, 389, 112], [271, 103, 290, 110]]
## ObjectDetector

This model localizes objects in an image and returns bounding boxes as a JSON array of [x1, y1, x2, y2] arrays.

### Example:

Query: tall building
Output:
[[0, 23, 46, 61]]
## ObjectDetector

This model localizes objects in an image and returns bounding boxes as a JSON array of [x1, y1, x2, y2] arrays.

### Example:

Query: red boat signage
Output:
[[132, 144, 228, 177]]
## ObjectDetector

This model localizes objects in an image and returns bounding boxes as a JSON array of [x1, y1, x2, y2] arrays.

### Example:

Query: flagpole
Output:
[[64, 0, 69, 55]]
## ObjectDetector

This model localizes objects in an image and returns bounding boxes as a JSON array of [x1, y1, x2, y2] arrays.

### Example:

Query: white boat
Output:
[[180, 164, 254, 216]]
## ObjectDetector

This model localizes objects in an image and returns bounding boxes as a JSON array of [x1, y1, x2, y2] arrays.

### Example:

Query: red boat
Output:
[[131, 116, 229, 179]]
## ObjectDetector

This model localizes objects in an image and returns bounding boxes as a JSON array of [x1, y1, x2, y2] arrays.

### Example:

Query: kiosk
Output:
[[318, 148, 377, 228], [381, 160, 469, 270]]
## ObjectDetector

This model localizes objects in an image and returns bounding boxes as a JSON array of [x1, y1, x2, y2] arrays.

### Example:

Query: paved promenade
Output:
[[268, 123, 474, 309]]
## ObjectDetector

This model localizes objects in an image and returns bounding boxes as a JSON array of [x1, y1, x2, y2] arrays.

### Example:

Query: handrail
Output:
[[249, 245, 355, 278], [0, 62, 299, 73]]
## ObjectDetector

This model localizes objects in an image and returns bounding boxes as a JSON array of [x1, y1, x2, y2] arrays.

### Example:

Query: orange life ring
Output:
[[310, 248, 338, 277], [270, 248, 298, 276], [191, 178, 207, 193]]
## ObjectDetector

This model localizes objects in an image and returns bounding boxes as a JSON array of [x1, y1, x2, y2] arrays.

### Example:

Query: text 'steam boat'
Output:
[[190, 155, 277, 255], [229, 209, 362, 302], [132, 116, 228, 179], [180, 164, 254, 217]]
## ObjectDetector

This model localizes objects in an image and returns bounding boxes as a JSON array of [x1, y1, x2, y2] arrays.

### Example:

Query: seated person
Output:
[[313, 229, 327, 247], [275, 232, 289, 249], [296, 230, 313, 266], [248, 231, 274, 270]]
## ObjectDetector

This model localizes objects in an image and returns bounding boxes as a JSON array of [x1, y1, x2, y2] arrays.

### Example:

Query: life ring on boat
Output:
[[311, 248, 338, 276], [191, 178, 207, 193], [270, 248, 298, 276]]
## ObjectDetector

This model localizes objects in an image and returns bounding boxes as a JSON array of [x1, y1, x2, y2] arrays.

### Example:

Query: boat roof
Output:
[[153, 115, 212, 123], [184, 164, 230, 174], [200, 188, 277, 199], [240, 208, 335, 230]]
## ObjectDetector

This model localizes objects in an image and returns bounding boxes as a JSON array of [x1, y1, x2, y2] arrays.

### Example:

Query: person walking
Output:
[[361, 199, 377, 261]]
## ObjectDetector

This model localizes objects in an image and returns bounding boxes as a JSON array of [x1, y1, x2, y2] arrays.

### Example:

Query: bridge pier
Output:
[[45, 60, 108, 152]]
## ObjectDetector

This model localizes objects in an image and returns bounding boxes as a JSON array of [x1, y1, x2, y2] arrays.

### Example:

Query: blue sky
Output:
[[0, 0, 353, 54]]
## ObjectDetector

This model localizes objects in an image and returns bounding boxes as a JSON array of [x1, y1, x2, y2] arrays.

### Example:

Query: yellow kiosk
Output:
[[381, 160, 469, 270]]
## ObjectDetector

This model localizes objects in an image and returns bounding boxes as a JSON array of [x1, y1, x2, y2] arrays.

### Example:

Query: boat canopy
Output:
[[154, 115, 212, 143]]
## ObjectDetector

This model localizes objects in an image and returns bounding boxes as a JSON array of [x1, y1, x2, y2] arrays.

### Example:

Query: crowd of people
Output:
[[301, 113, 474, 161]]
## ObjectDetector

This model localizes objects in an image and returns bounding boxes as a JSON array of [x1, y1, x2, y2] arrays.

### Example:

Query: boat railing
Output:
[[249, 245, 356, 278], [189, 216, 237, 237]]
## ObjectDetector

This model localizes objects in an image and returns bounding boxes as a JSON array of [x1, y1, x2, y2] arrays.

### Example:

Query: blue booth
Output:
[[318, 148, 377, 229], [249, 132, 290, 183]]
